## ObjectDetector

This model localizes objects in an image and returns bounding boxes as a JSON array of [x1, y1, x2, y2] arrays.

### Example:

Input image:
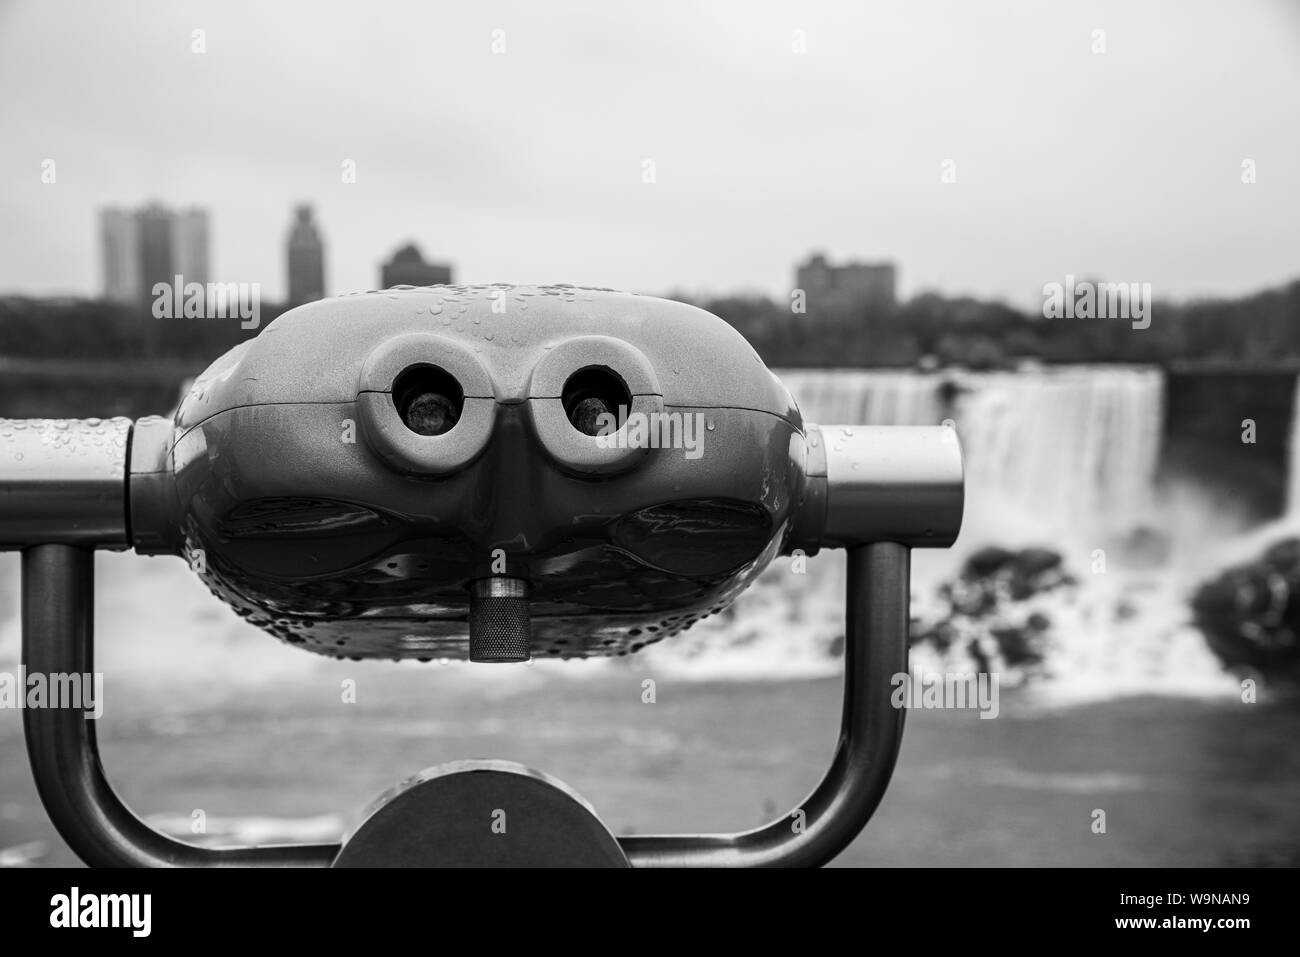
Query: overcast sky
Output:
[[1, 0, 1297, 310]]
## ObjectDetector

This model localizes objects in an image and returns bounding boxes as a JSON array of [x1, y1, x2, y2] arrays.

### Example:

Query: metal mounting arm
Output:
[[21, 544, 339, 867], [21, 540, 911, 868]]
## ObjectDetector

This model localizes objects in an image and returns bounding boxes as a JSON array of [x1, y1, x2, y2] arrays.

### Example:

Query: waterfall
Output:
[[778, 366, 1166, 538], [775, 369, 945, 426]]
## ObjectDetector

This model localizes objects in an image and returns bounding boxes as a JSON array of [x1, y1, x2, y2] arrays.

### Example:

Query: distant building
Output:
[[380, 243, 453, 288], [172, 208, 209, 288], [286, 204, 326, 305], [100, 209, 140, 303], [135, 203, 175, 300], [795, 252, 896, 318], [99, 202, 210, 302]]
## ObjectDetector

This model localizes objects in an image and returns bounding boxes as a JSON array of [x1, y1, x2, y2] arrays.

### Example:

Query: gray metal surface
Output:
[[333, 760, 629, 867], [126, 287, 809, 661], [816, 424, 965, 548], [0, 418, 131, 549]]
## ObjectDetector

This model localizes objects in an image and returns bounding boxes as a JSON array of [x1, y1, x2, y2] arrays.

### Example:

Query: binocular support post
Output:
[[21, 540, 910, 868], [22, 544, 339, 867]]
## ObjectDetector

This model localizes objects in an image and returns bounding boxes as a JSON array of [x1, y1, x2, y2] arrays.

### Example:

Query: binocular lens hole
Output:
[[394, 365, 464, 436], [562, 367, 631, 437]]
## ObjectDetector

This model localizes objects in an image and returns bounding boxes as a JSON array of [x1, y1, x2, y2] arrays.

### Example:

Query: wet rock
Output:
[[912, 546, 1070, 673], [1011, 548, 1062, 580], [1192, 539, 1300, 683], [963, 546, 1016, 578]]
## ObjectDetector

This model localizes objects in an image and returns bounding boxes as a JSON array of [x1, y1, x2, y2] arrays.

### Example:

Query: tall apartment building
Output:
[[99, 208, 140, 303], [286, 204, 326, 305], [172, 208, 210, 288], [99, 202, 210, 302]]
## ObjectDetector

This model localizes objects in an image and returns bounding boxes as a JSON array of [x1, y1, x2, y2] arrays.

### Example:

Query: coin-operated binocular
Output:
[[1, 284, 962, 867]]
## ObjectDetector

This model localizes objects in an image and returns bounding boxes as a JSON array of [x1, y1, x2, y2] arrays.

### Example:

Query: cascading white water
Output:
[[778, 366, 1165, 537], [646, 365, 1237, 701], [776, 369, 946, 426]]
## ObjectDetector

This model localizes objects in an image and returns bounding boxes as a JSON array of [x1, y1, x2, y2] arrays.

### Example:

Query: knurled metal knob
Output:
[[468, 577, 531, 662]]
